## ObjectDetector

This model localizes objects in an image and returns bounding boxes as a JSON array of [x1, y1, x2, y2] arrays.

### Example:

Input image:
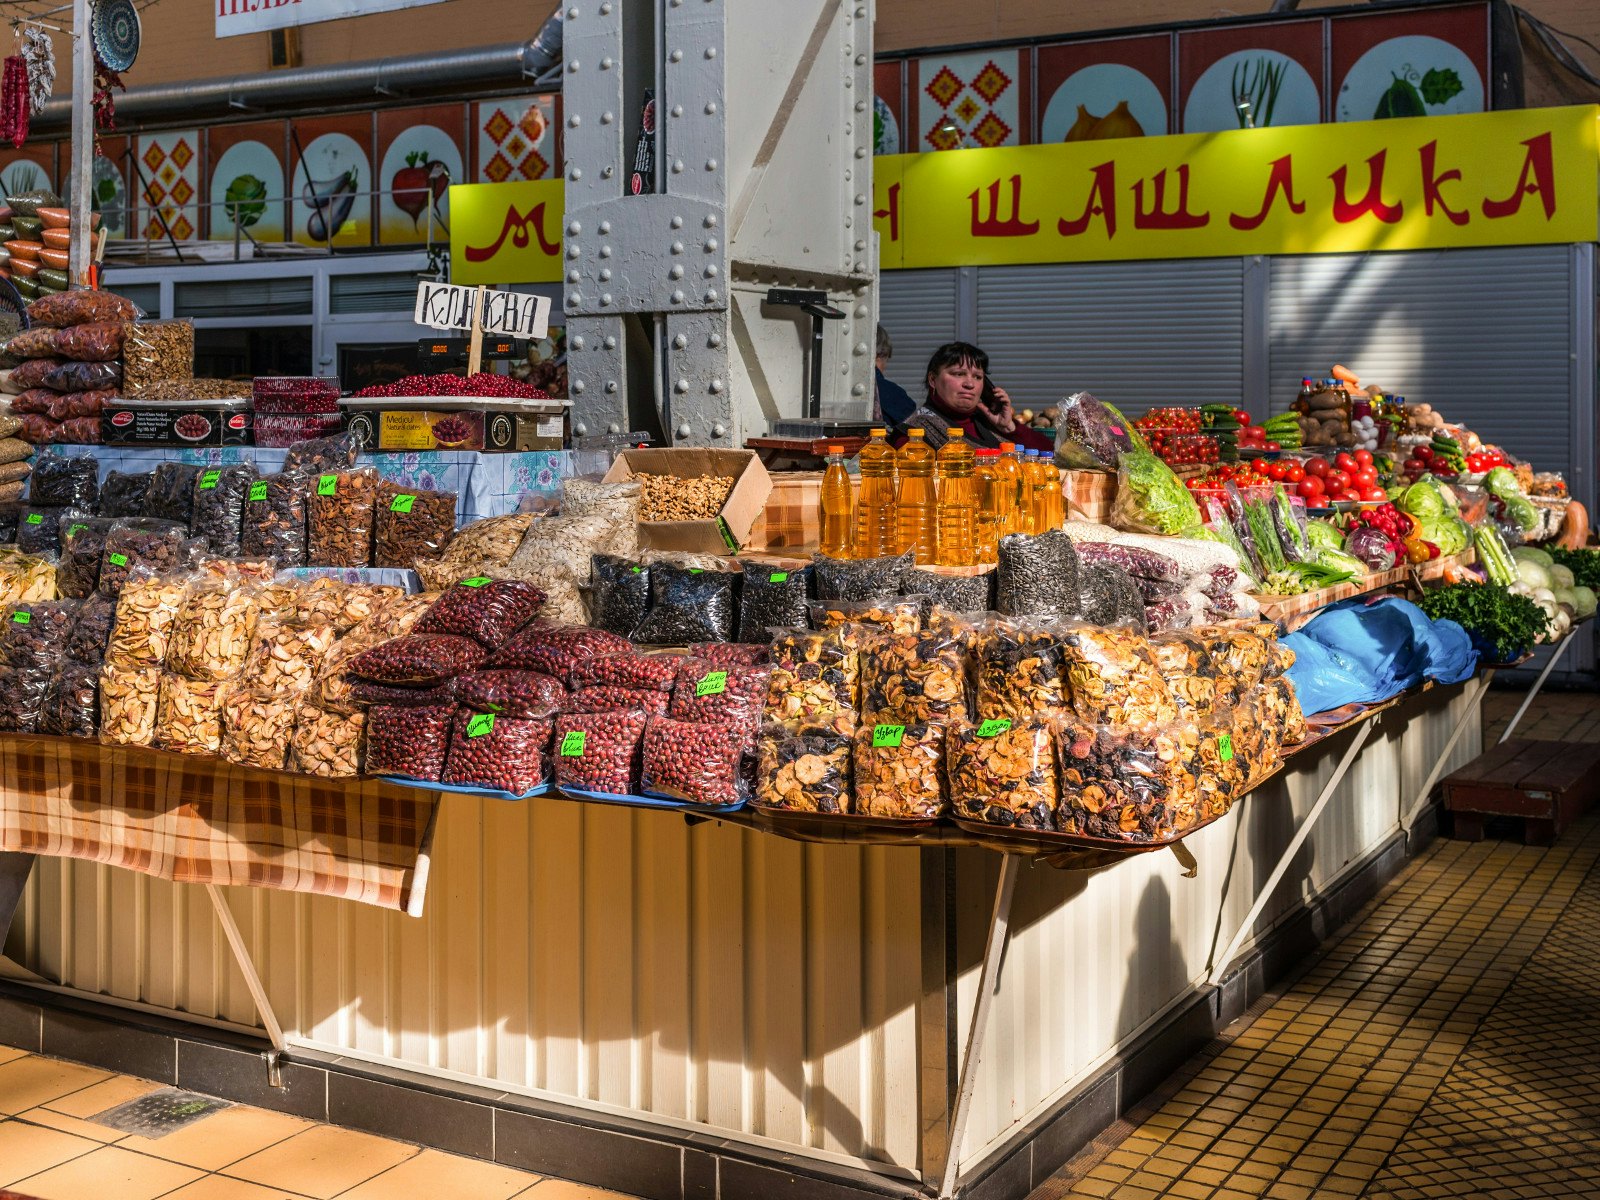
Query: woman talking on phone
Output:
[[892, 341, 1055, 453]]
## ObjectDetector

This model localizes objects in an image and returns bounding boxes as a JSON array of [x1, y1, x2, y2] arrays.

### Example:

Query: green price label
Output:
[[66, 524, 87, 537], [248, 482, 269, 502], [108, 553, 128, 567], [466, 713, 496, 738], [1218, 734, 1235, 762], [24, 513, 41, 525], [872, 724, 906, 748], [769, 571, 789, 583], [688, 568, 703, 574], [390, 494, 417, 513], [10, 611, 28, 625], [460, 576, 490, 588], [715, 515, 738, 553], [560, 731, 587, 757], [199, 470, 221, 490], [317, 474, 337, 496], [630, 566, 643, 574], [976, 718, 1013, 738], [694, 671, 727, 697]]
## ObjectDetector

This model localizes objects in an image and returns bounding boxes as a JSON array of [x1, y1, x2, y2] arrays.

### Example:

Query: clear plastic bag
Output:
[[754, 730, 852, 813], [307, 468, 379, 567], [413, 512, 535, 592], [551, 708, 649, 794], [122, 321, 195, 398], [240, 616, 338, 694], [667, 657, 769, 744], [443, 711, 552, 794], [1112, 451, 1204, 537], [165, 576, 262, 681], [1055, 719, 1206, 843], [15, 387, 110, 421], [239, 473, 308, 566], [498, 511, 630, 624], [456, 669, 567, 717], [1058, 623, 1178, 731], [104, 570, 189, 669], [98, 521, 191, 596], [1055, 391, 1145, 471], [1148, 631, 1219, 720], [40, 360, 118, 392], [282, 431, 360, 477], [561, 479, 641, 558], [858, 625, 969, 727], [220, 685, 299, 770], [366, 703, 458, 781], [190, 463, 259, 557], [27, 290, 139, 328], [11, 358, 58, 390], [812, 551, 913, 602], [568, 651, 676, 692], [16, 505, 62, 555], [349, 678, 459, 708], [686, 642, 769, 667], [141, 463, 204, 528], [641, 716, 747, 806], [64, 592, 116, 664], [566, 685, 671, 715], [587, 555, 650, 638], [902, 568, 991, 615], [853, 721, 945, 819], [415, 578, 546, 649], [100, 470, 154, 518], [253, 375, 340, 414], [974, 616, 1068, 723], [40, 658, 100, 738], [0, 599, 78, 731], [52, 321, 126, 363], [736, 563, 812, 644], [348, 633, 487, 686], [99, 663, 161, 746], [374, 482, 458, 570], [5, 327, 57, 357], [26, 451, 96, 508], [948, 714, 1059, 831], [996, 530, 1080, 619], [763, 627, 858, 736], [55, 515, 112, 598], [808, 596, 922, 637], [288, 702, 364, 778], [487, 623, 631, 683], [630, 565, 737, 645], [154, 673, 227, 755], [1077, 563, 1145, 628]]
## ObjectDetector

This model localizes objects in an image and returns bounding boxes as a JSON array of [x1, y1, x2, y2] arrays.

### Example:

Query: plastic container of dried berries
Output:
[[252, 376, 342, 415], [339, 395, 571, 454]]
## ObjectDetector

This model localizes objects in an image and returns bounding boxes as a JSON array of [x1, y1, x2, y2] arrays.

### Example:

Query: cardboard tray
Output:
[[603, 448, 773, 555]]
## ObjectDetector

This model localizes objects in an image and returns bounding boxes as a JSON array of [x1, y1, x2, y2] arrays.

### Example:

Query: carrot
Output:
[[1331, 364, 1360, 387], [1559, 500, 1590, 550]]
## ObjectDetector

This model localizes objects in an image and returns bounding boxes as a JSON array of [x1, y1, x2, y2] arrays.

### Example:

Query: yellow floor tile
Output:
[[221, 1124, 419, 1200], [43, 1072, 163, 1119], [158, 1177, 315, 1200], [0, 1056, 113, 1116], [0, 1118, 102, 1186], [339, 1148, 540, 1200], [11, 1144, 205, 1200], [13, 1105, 127, 1144], [116, 1103, 310, 1171], [0, 1045, 26, 1067]]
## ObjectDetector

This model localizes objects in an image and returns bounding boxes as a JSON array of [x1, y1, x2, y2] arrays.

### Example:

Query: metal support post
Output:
[[1496, 630, 1576, 745], [937, 853, 1021, 1200], [1207, 720, 1375, 988], [68, 0, 93, 287], [1400, 671, 1494, 844], [204, 883, 287, 1086]]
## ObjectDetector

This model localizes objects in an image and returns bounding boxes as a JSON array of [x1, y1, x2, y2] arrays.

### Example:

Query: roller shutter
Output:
[[876, 268, 959, 397]]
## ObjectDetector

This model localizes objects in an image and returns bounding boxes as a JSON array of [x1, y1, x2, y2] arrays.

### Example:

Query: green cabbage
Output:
[[1399, 476, 1458, 518], [1572, 585, 1597, 618], [1513, 546, 1554, 570], [1550, 563, 1575, 589], [1304, 519, 1344, 554], [1482, 467, 1521, 498]]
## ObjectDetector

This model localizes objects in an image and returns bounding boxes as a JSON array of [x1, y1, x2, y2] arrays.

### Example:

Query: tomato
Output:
[[1268, 462, 1289, 481], [1414, 445, 1434, 462], [1250, 458, 1270, 474], [1354, 468, 1378, 488], [1354, 449, 1374, 467], [1265, 441, 1281, 453], [1334, 452, 1358, 472], [1285, 463, 1305, 483], [1297, 477, 1325, 500], [1306, 458, 1330, 478], [1359, 486, 1387, 502]]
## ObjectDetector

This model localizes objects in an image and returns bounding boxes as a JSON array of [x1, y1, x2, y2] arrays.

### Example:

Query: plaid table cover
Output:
[[0, 736, 439, 915]]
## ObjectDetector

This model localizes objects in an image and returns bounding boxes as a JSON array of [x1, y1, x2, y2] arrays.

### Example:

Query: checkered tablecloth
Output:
[[0, 736, 439, 915]]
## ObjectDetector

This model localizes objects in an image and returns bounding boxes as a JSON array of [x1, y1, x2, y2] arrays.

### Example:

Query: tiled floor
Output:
[[0, 1059, 625, 1200], [1035, 688, 1600, 1200]]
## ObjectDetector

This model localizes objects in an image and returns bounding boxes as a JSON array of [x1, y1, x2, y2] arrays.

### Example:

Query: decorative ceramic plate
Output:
[[92, 0, 140, 72]]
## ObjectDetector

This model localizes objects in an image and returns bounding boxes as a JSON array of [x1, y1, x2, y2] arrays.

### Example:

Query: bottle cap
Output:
[[908, 428, 925, 438], [870, 428, 887, 437], [1000, 441, 1015, 452], [827, 443, 843, 454]]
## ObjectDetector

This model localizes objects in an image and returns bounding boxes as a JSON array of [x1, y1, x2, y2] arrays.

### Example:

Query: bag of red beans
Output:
[[640, 716, 748, 807], [551, 708, 648, 795], [442, 710, 552, 795]]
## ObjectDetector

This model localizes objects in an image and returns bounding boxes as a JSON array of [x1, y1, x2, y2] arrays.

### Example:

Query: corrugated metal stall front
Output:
[[877, 267, 961, 400]]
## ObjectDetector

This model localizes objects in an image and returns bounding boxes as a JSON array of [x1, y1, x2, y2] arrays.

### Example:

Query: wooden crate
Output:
[[746, 471, 824, 551], [1442, 738, 1600, 845], [1062, 469, 1114, 524]]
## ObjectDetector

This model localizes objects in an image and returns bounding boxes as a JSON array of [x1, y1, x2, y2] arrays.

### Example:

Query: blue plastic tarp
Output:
[[1283, 596, 1479, 716]]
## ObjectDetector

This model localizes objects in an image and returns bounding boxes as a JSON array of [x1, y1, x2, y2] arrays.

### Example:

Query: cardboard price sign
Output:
[[413, 281, 551, 339]]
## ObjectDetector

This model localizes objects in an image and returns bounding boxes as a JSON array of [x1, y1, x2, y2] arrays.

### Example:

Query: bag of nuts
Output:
[[456, 669, 566, 718], [414, 512, 536, 592], [996, 530, 1081, 620], [366, 702, 457, 781], [288, 701, 364, 778], [488, 623, 631, 684], [551, 708, 649, 796], [40, 659, 101, 738], [947, 714, 1059, 831], [858, 625, 969, 728], [99, 663, 162, 746], [974, 617, 1069, 724], [349, 678, 459, 708], [190, 463, 259, 557], [686, 642, 769, 667], [104, 569, 190, 670], [568, 651, 676, 693], [56, 514, 115, 598], [667, 657, 769, 745], [122, 321, 195, 398], [497, 511, 625, 624], [630, 564, 738, 645], [441, 710, 552, 795], [374, 481, 458, 570], [763, 627, 858, 736], [566, 685, 671, 715], [735, 562, 813, 645], [414, 577, 546, 649], [64, 592, 116, 665], [561, 478, 641, 558], [852, 720, 946, 819], [586, 555, 650, 638], [154, 673, 228, 755], [282, 431, 360, 477], [348, 633, 486, 687], [141, 463, 205, 529], [754, 729, 852, 813], [165, 574, 262, 681], [240, 474, 309, 566], [98, 521, 192, 596], [640, 716, 748, 807], [0, 599, 80, 731], [812, 552, 914, 602], [307, 467, 380, 567], [220, 684, 298, 770]]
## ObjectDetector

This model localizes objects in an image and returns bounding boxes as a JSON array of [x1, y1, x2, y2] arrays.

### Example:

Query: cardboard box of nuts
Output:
[[602, 448, 772, 555]]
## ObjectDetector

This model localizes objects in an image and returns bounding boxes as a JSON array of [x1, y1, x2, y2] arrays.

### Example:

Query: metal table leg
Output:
[[937, 853, 1021, 1200], [0, 852, 36, 945], [204, 883, 288, 1086], [1400, 672, 1494, 845], [1496, 630, 1577, 745], [1206, 720, 1375, 988]]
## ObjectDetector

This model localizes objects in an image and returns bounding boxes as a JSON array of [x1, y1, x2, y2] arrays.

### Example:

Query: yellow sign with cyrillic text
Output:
[[873, 105, 1599, 269], [448, 180, 565, 286]]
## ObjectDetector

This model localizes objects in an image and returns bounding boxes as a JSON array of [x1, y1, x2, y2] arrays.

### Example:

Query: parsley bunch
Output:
[[1417, 583, 1546, 662]]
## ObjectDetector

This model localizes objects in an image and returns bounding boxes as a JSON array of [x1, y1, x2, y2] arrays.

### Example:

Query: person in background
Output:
[[893, 341, 1054, 453], [874, 324, 917, 427]]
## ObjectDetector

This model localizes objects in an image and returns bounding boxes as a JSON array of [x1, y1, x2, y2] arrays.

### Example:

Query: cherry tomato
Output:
[[1297, 477, 1325, 500], [1359, 486, 1387, 502], [1267, 462, 1288, 481], [1265, 441, 1281, 453], [1354, 449, 1374, 467], [1284, 463, 1305, 483], [1250, 458, 1270, 474], [1334, 452, 1358, 473]]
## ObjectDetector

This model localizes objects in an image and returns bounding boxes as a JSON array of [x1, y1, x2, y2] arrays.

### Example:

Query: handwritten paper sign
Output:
[[413, 280, 550, 339]]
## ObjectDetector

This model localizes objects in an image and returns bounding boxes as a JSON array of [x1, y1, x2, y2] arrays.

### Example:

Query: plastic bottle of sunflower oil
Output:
[[819, 443, 854, 558], [973, 449, 1003, 564], [934, 429, 977, 567], [852, 428, 897, 558], [993, 441, 1023, 538], [895, 428, 937, 563]]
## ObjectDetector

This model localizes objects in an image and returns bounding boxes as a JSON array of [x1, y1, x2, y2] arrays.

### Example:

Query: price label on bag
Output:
[[769, 572, 789, 583], [1218, 734, 1234, 762], [976, 718, 1012, 738], [560, 731, 586, 757], [66, 524, 86, 537], [10, 611, 29, 625], [694, 671, 727, 697], [466, 713, 496, 738], [390, 493, 417, 513], [317, 474, 338, 496], [199, 470, 221, 490], [248, 482, 269, 502], [108, 553, 128, 567], [872, 724, 906, 748], [24, 513, 41, 525], [460, 576, 491, 587]]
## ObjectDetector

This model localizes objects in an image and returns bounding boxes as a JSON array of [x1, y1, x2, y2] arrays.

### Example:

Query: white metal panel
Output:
[[1268, 247, 1575, 474], [973, 259, 1247, 418], [876, 268, 959, 400]]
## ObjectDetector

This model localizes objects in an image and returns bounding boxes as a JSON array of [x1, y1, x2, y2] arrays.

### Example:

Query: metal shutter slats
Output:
[[876, 268, 958, 397]]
